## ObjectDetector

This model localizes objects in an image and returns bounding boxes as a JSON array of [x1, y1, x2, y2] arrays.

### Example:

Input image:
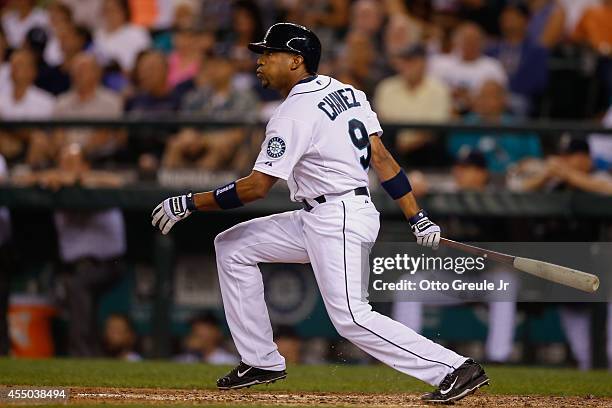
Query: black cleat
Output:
[[217, 362, 287, 390], [421, 359, 489, 404]]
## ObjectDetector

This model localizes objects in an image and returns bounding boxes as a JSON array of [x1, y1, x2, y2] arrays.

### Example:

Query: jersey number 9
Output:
[[348, 118, 371, 170]]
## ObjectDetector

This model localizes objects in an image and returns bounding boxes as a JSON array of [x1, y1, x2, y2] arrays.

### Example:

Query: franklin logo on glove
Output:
[[408, 210, 441, 250], [151, 192, 195, 235]]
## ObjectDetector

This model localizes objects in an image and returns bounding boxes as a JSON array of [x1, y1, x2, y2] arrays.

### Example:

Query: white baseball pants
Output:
[[214, 195, 467, 386]]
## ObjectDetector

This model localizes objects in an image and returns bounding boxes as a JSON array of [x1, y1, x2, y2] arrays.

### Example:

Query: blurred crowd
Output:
[[1, 0, 612, 369], [0, 0, 611, 179]]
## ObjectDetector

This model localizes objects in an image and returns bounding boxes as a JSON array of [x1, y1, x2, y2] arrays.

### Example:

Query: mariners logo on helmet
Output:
[[267, 137, 286, 159]]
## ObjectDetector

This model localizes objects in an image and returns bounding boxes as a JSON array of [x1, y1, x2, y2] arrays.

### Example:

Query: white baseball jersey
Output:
[[253, 75, 383, 201]]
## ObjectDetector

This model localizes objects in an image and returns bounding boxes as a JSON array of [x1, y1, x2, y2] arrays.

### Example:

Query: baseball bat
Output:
[[439, 238, 600, 293]]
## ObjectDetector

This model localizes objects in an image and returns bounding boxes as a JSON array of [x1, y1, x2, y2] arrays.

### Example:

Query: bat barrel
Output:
[[513, 257, 600, 293]]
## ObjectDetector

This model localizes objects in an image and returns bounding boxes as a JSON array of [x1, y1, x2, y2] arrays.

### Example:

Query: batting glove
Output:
[[151, 192, 196, 235], [409, 210, 441, 249]]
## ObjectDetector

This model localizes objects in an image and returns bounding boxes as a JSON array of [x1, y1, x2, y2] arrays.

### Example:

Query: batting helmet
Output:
[[248, 23, 321, 74]]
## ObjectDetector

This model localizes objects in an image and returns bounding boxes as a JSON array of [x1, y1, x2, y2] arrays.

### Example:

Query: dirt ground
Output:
[[69, 387, 612, 407]]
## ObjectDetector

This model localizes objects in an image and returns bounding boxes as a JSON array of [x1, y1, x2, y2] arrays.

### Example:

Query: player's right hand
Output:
[[151, 193, 194, 235], [409, 210, 441, 250]]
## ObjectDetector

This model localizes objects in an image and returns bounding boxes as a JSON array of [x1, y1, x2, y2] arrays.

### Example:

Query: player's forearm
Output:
[[191, 182, 261, 211], [192, 171, 277, 211], [395, 191, 421, 219]]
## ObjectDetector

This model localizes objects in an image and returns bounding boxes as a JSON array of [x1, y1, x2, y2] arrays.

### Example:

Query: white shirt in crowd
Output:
[[0, 154, 10, 247], [54, 209, 127, 262], [58, 0, 103, 30], [44, 36, 64, 66], [1, 7, 49, 48], [0, 64, 9, 94], [0, 83, 55, 119], [94, 24, 151, 71], [558, 0, 601, 34], [589, 105, 612, 169], [428, 53, 508, 92]]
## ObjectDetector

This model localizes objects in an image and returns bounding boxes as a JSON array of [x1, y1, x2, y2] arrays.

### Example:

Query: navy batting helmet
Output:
[[248, 23, 321, 74]]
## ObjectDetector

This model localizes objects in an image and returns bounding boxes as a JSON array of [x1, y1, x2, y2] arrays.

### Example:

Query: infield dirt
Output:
[[70, 387, 612, 407]]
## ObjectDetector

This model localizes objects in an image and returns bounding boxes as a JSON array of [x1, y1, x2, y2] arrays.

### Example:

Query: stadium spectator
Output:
[[557, 0, 601, 38], [55, 23, 91, 75], [43, 1, 73, 66], [383, 14, 423, 60], [166, 28, 201, 88], [218, 0, 264, 76], [573, 0, 612, 97], [126, 49, 180, 113], [526, 0, 561, 48], [152, 1, 211, 54], [0, 48, 55, 166], [279, 0, 349, 60], [274, 325, 303, 364], [94, 0, 150, 72], [1, 0, 48, 48], [487, 3, 549, 117], [0, 27, 9, 92], [27, 53, 125, 168], [520, 136, 612, 195], [13, 144, 126, 356], [0, 48, 55, 117], [0, 153, 11, 356], [588, 104, 612, 171], [173, 0, 201, 31], [163, 54, 259, 171], [55, 53, 124, 155], [335, 30, 385, 98], [451, 148, 490, 191], [125, 49, 180, 172], [374, 44, 452, 166], [102, 313, 142, 361], [197, 0, 233, 34], [347, 0, 385, 51], [429, 22, 507, 114], [58, 0, 104, 30], [175, 313, 238, 365], [447, 79, 542, 173], [24, 27, 71, 96], [456, 0, 505, 36]]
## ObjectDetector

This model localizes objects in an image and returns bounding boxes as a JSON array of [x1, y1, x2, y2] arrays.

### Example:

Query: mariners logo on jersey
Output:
[[267, 137, 286, 158]]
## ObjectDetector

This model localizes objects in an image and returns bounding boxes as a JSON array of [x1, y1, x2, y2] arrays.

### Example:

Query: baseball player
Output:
[[152, 23, 489, 403]]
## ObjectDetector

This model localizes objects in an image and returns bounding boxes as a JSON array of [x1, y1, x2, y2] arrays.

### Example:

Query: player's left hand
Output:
[[151, 193, 194, 235], [409, 210, 441, 249]]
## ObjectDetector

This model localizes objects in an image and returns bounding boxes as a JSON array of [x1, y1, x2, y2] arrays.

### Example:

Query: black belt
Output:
[[302, 187, 369, 212]]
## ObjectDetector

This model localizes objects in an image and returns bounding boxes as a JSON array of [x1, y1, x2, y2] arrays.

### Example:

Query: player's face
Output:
[[255, 50, 298, 90]]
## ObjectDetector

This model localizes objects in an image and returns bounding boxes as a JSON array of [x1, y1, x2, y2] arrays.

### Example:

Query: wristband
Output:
[[381, 169, 412, 200], [213, 181, 244, 209], [408, 209, 428, 226], [186, 192, 197, 211]]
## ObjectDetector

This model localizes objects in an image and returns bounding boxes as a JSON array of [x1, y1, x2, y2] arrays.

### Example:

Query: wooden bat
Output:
[[439, 238, 600, 293]]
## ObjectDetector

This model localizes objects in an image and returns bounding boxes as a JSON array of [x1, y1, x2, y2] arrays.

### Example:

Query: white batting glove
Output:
[[151, 193, 195, 235], [409, 210, 441, 250]]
